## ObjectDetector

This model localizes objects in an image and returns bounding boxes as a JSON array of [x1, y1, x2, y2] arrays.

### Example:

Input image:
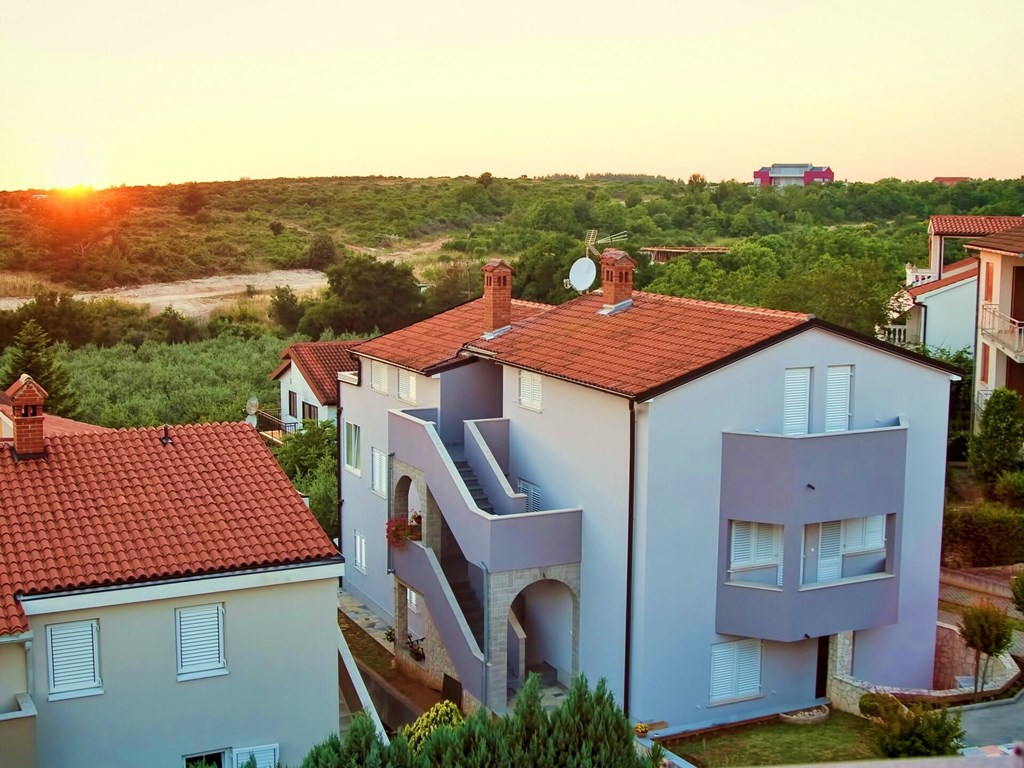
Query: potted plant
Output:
[[409, 511, 423, 541], [386, 517, 412, 547]]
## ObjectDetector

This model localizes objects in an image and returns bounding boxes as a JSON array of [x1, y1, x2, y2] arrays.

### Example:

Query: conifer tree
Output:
[[1, 319, 80, 418]]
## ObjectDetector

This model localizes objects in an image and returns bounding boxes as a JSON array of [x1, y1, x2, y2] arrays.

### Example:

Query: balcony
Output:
[[716, 422, 906, 642], [880, 324, 909, 345], [980, 304, 1024, 362], [0, 693, 37, 768], [255, 409, 299, 445]]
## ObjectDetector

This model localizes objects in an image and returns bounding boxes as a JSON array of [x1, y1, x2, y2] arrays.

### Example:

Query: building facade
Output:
[[753, 164, 833, 187]]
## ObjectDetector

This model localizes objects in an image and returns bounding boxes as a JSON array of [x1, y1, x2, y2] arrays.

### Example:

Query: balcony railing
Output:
[[880, 324, 908, 345], [256, 409, 299, 443], [980, 303, 1024, 358]]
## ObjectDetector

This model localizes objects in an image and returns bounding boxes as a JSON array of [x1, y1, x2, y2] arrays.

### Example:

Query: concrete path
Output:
[[958, 692, 1024, 748]]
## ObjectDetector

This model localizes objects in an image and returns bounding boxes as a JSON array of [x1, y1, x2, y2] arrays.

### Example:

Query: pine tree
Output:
[[1, 319, 80, 418]]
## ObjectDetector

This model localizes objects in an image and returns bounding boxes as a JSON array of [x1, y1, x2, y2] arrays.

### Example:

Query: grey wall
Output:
[[29, 578, 340, 768], [919, 278, 976, 352], [520, 580, 573, 678], [439, 361, 503, 444]]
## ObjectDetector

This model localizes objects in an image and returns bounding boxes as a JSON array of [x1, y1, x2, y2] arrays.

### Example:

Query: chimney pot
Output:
[[5, 374, 48, 458], [481, 259, 514, 338], [599, 249, 637, 310]]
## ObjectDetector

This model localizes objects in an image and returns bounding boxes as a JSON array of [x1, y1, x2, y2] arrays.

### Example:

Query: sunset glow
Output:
[[2, 0, 1023, 191]]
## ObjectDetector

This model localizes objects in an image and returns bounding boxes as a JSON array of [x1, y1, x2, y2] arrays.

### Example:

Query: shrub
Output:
[[993, 471, 1024, 507], [970, 388, 1024, 494], [873, 704, 963, 757], [960, 600, 1013, 698], [1012, 573, 1024, 617], [859, 691, 903, 719], [403, 699, 463, 755], [942, 504, 1024, 567]]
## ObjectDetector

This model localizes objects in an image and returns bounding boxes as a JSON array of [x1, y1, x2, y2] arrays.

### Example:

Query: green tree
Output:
[[310, 252, 423, 335], [1, 319, 80, 418], [269, 221, 285, 236], [269, 286, 305, 334], [1011, 572, 1024, 617], [970, 388, 1024, 493], [178, 182, 207, 216], [274, 419, 338, 536], [308, 233, 338, 269], [959, 599, 1013, 699]]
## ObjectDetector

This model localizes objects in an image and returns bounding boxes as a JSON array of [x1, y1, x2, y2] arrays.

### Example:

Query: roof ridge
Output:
[[633, 290, 811, 320]]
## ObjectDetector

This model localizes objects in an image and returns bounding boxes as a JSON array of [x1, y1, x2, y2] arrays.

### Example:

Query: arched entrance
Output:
[[507, 578, 577, 696]]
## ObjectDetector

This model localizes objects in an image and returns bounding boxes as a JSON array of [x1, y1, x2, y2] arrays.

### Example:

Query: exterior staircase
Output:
[[454, 460, 494, 515], [449, 578, 485, 648]]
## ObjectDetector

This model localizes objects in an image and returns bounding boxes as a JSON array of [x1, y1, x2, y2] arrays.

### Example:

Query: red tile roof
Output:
[[0, 404, 111, 437], [966, 223, 1024, 256], [929, 215, 1023, 237], [941, 257, 978, 277], [0, 422, 338, 635], [909, 266, 978, 298], [352, 298, 551, 374], [467, 292, 810, 398], [271, 341, 361, 406]]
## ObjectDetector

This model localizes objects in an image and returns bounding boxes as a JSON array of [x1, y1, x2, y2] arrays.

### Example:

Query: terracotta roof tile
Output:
[[966, 223, 1024, 256], [929, 215, 1023, 237], [909, 267, 978, 298], [0, 404, 111, 437], [271, 341, 361, 405], [0, 422, 338, 635], [468, 292, 810, 397], [352, 298, 551, 374]]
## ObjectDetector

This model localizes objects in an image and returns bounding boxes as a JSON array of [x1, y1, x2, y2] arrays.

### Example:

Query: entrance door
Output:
[[1007, 360, 1024, 401], [815, 636, 830, 698], [1011, 267, 1024, 321]]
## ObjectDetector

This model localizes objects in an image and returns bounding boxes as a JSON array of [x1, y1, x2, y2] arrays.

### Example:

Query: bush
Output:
[[993, 471, 1024, 507], [873, 704, 963, 757], [403, 699, 463, 755], [960, 600, 1013, 698], [1012, 573, 1024, 617], [942, 504, 1024, 567], [970, 388, 1024, 494], [859, 691, 903, 719]]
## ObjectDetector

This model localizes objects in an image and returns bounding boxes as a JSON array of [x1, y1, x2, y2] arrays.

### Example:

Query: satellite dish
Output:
[[568, 257, 597, 292], [245, 397, 259, 415]]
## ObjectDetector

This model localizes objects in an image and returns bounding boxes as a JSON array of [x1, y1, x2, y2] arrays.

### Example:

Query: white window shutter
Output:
[[177, 604, 224, 673], [731, 521, 753, 567], [818, 521, 843, 581], [234, 744, 279, 768], [825, 365, 852, 433], [754, 524, 776, 562], [398, 370, 416, 402], [371, 361, 387, 392], [735, 639, 762, 697], [783, 368, 810, 435], [843, 516, 864, 552], [865, 515, 885, 549], [709, 643, 734, 701], [776, 537, 784, 587], [518, 479, 540, 512], [49, 621, 100, 691]]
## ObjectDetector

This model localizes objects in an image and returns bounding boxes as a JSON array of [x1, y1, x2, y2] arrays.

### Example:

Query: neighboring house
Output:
[[269, 340, 360, 431], [338, 255, 958, 733], [931, 176, 973, 186], [638, 246, 730, 264], [969, 223, 1024, 413], [0, 391, 110, 440], [906, 215, 1023, 287], [753, 164, 833, 188], [0, 374, 350, 768]]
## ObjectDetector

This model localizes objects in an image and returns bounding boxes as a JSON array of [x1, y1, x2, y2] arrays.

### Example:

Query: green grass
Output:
[[659, 711, 881, 767]]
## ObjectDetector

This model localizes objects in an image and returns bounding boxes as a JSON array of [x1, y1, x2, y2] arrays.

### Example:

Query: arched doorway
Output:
[[507, 579, 577, 696]]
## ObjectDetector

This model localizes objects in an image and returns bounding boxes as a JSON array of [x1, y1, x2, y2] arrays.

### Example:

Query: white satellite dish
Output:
[[245, 397, 259, 415], [568, 257, 597, 292]]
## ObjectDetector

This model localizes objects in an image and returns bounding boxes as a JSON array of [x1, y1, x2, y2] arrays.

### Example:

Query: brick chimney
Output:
[[599, 249, 636, 311], [482, 259, 513, 338], [6, 374, 48, 459]]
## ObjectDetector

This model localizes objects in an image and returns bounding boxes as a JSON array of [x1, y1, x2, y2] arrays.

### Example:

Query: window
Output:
[[344, 422, 361, 474], [47, 619, 102, 699], [843, 515, 885, 553], [185, 751, 225, 768], [301, 401, 319, 421], [518, 370, 542, 410], [518, 479, 541, 512], [810, 515, 887, 584], [233, 744, 279, 768], [176, 604, 226, 680], [287, 391, 297, 418], [783, 367, 810, 435], [985, 261, 994, 303], [398, 369, 416, 404], [370, 360, 388, 393], [981, 343, 990, 384], [729, 521, 783, 587], [825, 365, 852, 433], [710, 639, 761, 703], [408, 588, 419, 613], [371, 448, 387, 496], [353, 530, 367, 573]]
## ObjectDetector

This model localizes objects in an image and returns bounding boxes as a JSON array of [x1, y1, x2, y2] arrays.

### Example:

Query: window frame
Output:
[[407, 588, 419, 613], [344, 421, 361, 475], [176, 603, 227, 681], [709, 638, 762, 704], [232, 744, 280, 768], [371, 447, 388, 497], [518, 370, 542, 411], [370, 360, 388, 394], [301, 401, 319, 421], [398, 369, 417, 404], [287, 390, 297, 418], [46, 619, 102, 700], [353, 530, 367, 574], [518, 479, 541, 513]]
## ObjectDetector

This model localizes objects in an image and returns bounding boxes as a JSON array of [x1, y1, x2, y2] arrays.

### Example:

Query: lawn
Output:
[[659, 711, 881, 767]]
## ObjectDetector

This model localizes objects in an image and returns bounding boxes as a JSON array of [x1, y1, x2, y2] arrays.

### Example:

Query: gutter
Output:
[[337, 395, 344, 586], [623, 397, 637, 716]]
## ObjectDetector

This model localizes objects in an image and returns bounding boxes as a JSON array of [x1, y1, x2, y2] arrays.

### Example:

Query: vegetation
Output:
[[660, 710, 880, 766], [298, 674, 661, 768], [959, 600, 1014, 699], [274, 419, 338, 536], [970, 388, 1024, 494], [0, 319, 80, 417], [873, 704, 964, 758], [1013, 573, 1024, 617], [942, 503, 1024, 567]]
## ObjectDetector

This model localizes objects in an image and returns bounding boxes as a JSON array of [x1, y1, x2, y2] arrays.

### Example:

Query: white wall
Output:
[[502, 368, 630, 704], [29, 578, 339, 768], [277, 364, 335, 426], [918, 279, 976, 353], [631, 327, 951, 726], [340, 360, 439, 620]]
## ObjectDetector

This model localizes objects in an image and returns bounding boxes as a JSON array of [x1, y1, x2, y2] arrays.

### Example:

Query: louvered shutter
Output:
[[818, 521, 843, 581], [398, 370, 416, 403], [776, 537, 784, 587], [371, 361, 387, 392], [865, 515, 885, 549], [371, 448, 387, 493], [518, 479, 541, 512], [234, 744, 279, 768], [825, 366, 852, 433], [735, 639, 762, 698], [709, 643, 735, 701], [177, 604, 224, 674], [754, 524, 776, 563], [783, 368, 810, 435], [731, 521, 753, 568], [843, 516, 864, 552], [49, 621, 100, 692]]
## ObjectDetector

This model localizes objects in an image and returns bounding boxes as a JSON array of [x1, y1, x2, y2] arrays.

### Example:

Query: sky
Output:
[[2, 0, 1023, 191]]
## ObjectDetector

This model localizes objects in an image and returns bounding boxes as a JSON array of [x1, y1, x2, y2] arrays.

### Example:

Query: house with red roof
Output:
[[337, 254, 959, 733], [268, 340, 361, 435], [0, 375, 366, 768], [969, 222, 1024, 412]]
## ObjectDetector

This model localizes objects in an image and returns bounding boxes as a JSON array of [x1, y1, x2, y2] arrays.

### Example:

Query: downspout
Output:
[[337, 393, 344, 587], [481, 560, 490, 710], [623, 398, 637, 716]]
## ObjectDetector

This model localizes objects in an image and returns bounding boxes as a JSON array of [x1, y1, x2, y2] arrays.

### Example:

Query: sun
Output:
[[45, 137, 104, 190]]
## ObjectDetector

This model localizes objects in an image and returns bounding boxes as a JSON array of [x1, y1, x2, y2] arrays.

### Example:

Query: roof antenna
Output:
[[160, 425, 173, 446], [563, 229, 628, 292]]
